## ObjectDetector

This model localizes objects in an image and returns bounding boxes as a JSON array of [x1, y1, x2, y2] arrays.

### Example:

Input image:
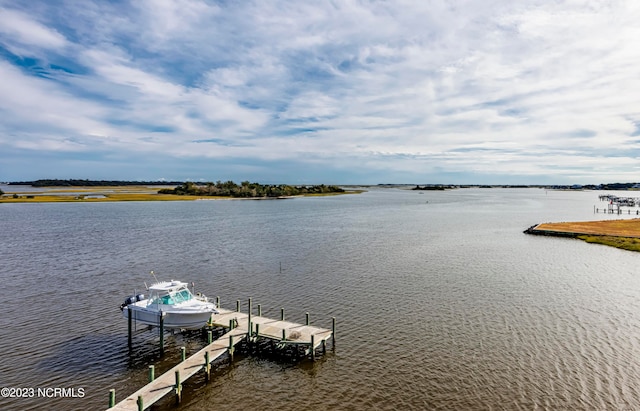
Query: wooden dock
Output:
[[109, 327, 246, 411], [211, 307, 334, 350], [108, 303, 334, 410]]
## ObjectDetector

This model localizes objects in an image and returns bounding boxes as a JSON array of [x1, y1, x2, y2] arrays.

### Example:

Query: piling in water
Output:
[[247, 297, 252, 342], [311, 334, 315, 361], [127, 308, 132, 349], [174, 370, 181, 404], [159, 312, 165, 355], [110, 304, 335, 410], [332, 317, 336, 345], [204, 351, 210, 381]]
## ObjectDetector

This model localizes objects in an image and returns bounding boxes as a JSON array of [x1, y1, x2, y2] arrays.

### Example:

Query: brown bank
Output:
[[524, 219, 640, 252]]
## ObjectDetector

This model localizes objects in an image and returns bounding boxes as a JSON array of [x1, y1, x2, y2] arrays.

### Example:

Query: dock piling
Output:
[[175, 370, 182, 404], [159, 312, 165, 355], [248, 297, 252, 341], [236, 299, 240, 312], [257, 304, 261, 317], [127, 308, 132, 349], [204, 351, 210, 382], [108, 308, 335, 411], [255, 323, 261, 353], [332, 317, 336, 345]]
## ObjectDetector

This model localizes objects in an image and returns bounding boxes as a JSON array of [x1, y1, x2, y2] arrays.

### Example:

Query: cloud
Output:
[[0, 0, 639, 183], [0, 7, 68, 51]]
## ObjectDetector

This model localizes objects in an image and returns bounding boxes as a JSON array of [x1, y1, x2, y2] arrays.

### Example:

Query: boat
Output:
[[120, 279, 219, 330]]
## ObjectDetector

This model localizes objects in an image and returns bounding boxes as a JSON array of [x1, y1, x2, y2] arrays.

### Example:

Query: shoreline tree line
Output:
[[158, 181, 345, 198], [8, 179, 182, 187]]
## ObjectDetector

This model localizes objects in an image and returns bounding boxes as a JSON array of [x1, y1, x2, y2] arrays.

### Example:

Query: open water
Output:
[[2, 187, 640, 410]]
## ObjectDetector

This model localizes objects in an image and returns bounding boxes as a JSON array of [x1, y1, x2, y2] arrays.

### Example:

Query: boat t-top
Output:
[[121, 275, 219, 330]]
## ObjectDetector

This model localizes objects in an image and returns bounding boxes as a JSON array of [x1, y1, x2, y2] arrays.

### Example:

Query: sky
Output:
[[0, 0, 639, 185]]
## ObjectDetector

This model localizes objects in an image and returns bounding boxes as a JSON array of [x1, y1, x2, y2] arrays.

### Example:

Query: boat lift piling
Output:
[[159, 312, 165, 355], [110, 301, 334, 410], [127, 308, 132, 349]]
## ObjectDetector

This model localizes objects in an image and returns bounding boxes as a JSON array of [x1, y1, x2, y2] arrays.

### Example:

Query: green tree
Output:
[[158, 180, 344, 198], [174, 181, 199, 195]]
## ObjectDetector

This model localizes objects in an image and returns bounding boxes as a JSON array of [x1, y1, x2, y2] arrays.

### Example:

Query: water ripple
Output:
[[2, 190, 640, 409]]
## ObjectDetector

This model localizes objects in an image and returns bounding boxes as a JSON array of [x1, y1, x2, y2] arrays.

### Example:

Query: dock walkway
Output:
[[108, 306, 334, 410], [109, 326, 246, 411], [211, 308, 334, 348]]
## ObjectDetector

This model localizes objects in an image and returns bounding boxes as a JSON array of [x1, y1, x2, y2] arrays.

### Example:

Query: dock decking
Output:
[[108, 305, 334, 410], [211, 308, 334, 347], [109, 327, 246, 411]]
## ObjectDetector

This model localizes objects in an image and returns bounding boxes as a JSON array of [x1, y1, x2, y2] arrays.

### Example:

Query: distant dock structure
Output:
[[595, 195, 640, 215], [108, 299, 335, 410]]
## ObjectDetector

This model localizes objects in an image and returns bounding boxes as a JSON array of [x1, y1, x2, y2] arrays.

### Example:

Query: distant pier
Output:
[[108, 300, 335, 410], [594, 194, 640, 215]]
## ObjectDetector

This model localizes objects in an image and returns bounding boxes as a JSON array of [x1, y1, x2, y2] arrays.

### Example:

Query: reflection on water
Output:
[[2, 188, 640, 410]]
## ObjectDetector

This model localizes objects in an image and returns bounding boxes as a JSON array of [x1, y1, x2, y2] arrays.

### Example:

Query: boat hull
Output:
[[122, 303, 216, 330]]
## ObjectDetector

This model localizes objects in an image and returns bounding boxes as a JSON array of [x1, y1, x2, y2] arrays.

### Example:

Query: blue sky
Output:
[[0, 1, 639, 184]]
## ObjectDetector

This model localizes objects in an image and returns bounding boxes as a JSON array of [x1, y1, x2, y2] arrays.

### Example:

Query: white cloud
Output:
[[0, 7, 67, 51], [0, 61, 107, 141], [1, 0, 640, 182]]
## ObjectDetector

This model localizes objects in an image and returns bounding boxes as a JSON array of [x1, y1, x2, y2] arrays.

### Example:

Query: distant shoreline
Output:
[[0, 186, 363, 203], [524, 219, 640, 252]]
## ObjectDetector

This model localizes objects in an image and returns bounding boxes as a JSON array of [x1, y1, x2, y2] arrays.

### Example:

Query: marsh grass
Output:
[[535, 219, 640, 253], [577, 235, 640, 252], [536, 219, 640, 237], [0, 186, 205, 202], [0, 186, 362, 203]]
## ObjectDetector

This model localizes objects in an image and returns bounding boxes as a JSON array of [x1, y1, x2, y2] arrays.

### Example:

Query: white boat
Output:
[[120, 280, 219, 330]]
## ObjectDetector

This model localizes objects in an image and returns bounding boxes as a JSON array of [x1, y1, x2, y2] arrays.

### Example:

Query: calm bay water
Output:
[[2, 188, 640, 410]]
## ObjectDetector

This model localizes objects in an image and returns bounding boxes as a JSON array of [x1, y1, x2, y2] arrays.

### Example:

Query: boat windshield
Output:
[[148, 287, 193, 305]]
